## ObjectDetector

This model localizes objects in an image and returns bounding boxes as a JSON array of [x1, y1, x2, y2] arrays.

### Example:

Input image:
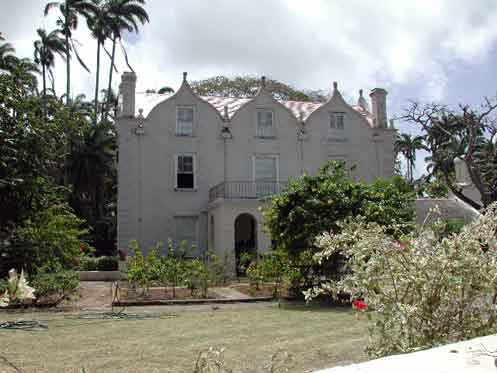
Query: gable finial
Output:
[[261, 76, 266, 88], [183, 72, 188, 82], [333, 81, 338, 91], [359, 89, 363, 97]]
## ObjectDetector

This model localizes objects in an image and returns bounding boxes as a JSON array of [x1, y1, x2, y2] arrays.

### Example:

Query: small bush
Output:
[[32, 267, 79, 305], [305, 202, 497, 357], [126, 240, 157, 294], [183, 258, 210, 298], [80, 256, 118, 271], [15, 204, 89, 273]]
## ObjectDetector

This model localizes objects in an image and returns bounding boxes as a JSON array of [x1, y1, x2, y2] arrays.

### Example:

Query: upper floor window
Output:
[[176, 106, 194, 136], [256, 110, 274, 138], [175, 154, 195, 189], [329, 112, 345, 130]]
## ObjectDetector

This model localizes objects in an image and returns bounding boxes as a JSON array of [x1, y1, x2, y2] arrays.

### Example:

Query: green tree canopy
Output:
[[0, 72, 87, 229], [191, 75, 318, 102], [263, 161, 416, 257]]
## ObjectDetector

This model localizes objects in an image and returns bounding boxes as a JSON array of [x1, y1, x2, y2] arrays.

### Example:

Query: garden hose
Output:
[[0, 320, 47, 331]]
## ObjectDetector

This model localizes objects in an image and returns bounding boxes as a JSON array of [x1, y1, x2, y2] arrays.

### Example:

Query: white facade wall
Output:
[[117, 73, 396, 257]]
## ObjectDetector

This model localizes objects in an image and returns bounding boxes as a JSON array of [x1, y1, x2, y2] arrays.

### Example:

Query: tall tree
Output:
[[191, 76, 315, 102], [394, 133, 425, 183], [44, 0, 97, 104], [103, 0, 149, 120], [33, 28, 67, 117], [87, 0, 111, 124], [403, 99, 497, 209], [66, 120, 116, 223], [0, 41, 17, 73]]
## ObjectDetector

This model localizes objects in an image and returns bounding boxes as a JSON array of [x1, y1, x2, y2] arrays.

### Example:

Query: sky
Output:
[[2, 0, 497, 177]]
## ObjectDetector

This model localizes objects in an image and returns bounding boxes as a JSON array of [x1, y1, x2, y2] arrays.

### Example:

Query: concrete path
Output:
[[73, 281, 112, 311], [205, 286, 249, 299]]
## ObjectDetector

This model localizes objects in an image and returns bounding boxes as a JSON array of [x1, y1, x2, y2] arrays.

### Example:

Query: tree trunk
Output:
[[64, 7, 71, 105], [42, 62, 47, 118], [94, 40, 101, 125], [105, 36, 117, 121]]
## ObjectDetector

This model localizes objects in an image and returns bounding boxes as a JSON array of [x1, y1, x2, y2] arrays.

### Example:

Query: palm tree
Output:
[[66, 120, 116, 222], [44, 0, 97, 105], [69, 93, 94, 118], [395, 133, 425, 183], [10, 58, 40, 92], [0, 41, 17, 73], [87, 0, 112, 124], [33, 28, 67, 117], [103, 0, 149, 119]]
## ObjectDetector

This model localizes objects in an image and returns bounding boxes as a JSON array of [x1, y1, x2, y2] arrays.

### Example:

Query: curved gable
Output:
[[229, 85, 301, 128], [305, 84, 373, 130]]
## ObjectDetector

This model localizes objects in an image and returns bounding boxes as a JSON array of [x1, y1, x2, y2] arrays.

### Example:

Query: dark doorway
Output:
[[234, 213, 257, 276]]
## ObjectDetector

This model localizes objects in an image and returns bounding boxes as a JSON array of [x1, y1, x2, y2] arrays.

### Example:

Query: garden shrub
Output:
[[264, 161, 414, 256], [305, 202, 497, 357], [183, 258, 210, 298], [32, 266, 79, 305], [15, 204, 89, 273], [207, 250, 234, 286], [244, 250, 303, 298], [126, 240, 157, 294], [156, 240, 188, 298], [263, 161, 415, 292], [80, 256, 118, 271]]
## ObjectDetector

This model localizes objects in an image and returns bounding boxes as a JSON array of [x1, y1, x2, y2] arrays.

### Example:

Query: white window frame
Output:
[[329, 112, 345, 131], [176, 106, 195, 137], [174, 215, 198, 251], [174, 153, 197, 190], [255, 109, 275, 138], [252, 154, 279, 182]]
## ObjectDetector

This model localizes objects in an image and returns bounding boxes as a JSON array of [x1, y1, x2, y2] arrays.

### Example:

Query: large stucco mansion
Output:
[[116, 71, 397, 257]]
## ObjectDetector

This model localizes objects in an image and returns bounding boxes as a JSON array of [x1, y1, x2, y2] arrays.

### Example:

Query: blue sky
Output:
[[2, 0, 497, 177]]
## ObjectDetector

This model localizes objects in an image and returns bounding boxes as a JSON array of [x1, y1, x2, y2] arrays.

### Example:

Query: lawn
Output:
[[0, 303, 369, 372]]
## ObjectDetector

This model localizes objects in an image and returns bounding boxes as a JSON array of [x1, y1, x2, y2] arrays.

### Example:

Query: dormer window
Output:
[[329, 112, 345, 130], [256, 110, 274, 138], [176, 106, 194, 136]]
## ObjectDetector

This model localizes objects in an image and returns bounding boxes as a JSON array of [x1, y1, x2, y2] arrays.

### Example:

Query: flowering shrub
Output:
[[0, 269, 36, 307], [351, 299, 367, 311], [305, 202, 497, 357]]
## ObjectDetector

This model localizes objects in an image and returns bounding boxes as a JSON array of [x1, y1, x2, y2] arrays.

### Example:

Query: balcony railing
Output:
[[209, 181, 288, 202]]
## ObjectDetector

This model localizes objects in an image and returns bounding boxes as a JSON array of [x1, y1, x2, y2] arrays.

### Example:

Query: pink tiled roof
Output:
[[135, 92, 374, 127]]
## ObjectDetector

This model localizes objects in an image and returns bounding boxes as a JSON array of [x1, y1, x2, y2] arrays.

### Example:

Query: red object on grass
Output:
[[352, 299, 368, 311]]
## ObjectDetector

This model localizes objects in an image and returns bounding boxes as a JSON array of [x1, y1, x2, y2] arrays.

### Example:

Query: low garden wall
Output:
[[315, 334, 497, 373]]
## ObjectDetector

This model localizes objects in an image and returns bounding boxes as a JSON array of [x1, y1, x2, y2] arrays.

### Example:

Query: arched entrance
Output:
[[234, 213, 257, 276]]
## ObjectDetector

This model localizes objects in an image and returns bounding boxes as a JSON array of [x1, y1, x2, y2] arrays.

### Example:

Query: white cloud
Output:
[[2, 0, 497, 106]]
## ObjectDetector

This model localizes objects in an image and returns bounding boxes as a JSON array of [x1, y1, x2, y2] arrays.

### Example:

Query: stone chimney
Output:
[[369, 88, 388, 128], [118, 71, 137, 118]]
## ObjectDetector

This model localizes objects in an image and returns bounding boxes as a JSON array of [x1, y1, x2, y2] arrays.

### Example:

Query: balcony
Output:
[[209, 181, 288, 202]]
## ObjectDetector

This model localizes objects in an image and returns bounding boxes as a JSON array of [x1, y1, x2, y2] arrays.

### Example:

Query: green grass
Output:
[[0, 303, 369, 372]]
